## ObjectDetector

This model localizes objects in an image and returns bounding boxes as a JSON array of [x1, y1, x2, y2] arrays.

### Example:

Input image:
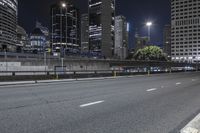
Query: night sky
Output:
[[18, 0, 171, 48]]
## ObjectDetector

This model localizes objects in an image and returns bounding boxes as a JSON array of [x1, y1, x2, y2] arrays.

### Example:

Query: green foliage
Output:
[[134, 46, 168, 61]]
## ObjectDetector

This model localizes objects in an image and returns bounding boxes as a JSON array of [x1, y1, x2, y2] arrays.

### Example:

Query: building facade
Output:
[[36, 21, 50, 50], [16, 25, 30, 52], [89, 0, 115, 58], [114, 16, 129, 59], [51, 2, 80, 57], [81, 14, 89, 52], [36, 21, 49, 37], [171, 0, 200, 63], [134, 32, 149, 52], [30, 28, 46, 54], [0, 0, 18, 52], [163, 25, 171, 57]]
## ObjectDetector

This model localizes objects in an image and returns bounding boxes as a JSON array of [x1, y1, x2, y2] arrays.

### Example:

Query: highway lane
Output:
[[0, 72, 200, 133]]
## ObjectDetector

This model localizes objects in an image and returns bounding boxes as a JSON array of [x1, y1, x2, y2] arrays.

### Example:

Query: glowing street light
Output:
[[146, 21, 152, 42], [61, 3, 66, 8], [146, 22, 152, 27]]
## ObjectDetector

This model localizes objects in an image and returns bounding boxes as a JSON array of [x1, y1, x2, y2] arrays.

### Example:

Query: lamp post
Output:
[[60, 2, 67, 58], [146, 21, 152, 43], [60, 2, 67, 72], [60, 3, 64, 58]]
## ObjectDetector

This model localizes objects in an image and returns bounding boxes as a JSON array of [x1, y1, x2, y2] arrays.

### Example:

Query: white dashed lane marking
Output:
[[146, 88, 157, 92], [80, 101, 105, 108], [176, 82, 181, 85]]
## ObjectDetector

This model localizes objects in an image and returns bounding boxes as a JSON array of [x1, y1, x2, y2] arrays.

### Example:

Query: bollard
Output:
[[148, 70, 150, 76], [147, 66, 151, 76], [114, 71, 117, 77]]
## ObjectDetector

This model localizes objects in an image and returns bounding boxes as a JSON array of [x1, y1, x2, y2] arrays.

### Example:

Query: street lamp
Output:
[[146, 21, 152, 42], [60, 2, 67, 72], [60, 2, 67, 58], [61, 3, 66, 8]]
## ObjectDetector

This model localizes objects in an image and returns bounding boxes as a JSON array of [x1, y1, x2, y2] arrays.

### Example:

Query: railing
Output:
[[0, 69, 199, 82]]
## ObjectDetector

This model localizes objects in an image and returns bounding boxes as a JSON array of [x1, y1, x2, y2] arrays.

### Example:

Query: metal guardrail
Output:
[[0, 69, 198, 76], [109, 60, 200, 68], [0, 70, 115, 76], [0, 69, 199, 82]]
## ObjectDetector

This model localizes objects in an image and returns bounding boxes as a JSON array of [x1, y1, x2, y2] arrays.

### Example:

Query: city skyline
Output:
[[18, 0, 171, 47], [1, 1, 200, 133]]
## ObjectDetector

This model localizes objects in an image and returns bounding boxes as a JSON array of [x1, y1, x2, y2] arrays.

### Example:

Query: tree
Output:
[[134, 46, 168, 61]]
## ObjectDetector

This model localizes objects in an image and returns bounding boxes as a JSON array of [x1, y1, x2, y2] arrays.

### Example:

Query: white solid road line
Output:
[[180, 113, 200, 133], [146, 88, 157, 92], [176, 82, 181, 85], [80, 101, 105, 108]]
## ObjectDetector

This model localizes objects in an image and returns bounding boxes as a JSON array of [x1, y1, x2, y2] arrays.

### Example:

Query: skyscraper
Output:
[[89, 0, 115, 58], [30, 28, 46, 54], [51, 1, 80, 57], [0, 0, 18, 52], [81, 14, 89, 52], [36, 21, 50, 49], [163, 25, 171, 57], [171, 0, 200, 63], [134, 31, 149, 52], [36, 21, 49, 37], [114, 15, 129, 59]]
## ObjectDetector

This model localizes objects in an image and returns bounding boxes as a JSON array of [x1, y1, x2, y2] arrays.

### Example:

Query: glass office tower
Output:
[[0, 0, 18, 52], [51, 1, 80, 56], [89, 0, 115, 58]]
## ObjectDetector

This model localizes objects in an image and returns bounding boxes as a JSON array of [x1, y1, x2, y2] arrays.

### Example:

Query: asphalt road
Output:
[[0, 72, 200, 133]]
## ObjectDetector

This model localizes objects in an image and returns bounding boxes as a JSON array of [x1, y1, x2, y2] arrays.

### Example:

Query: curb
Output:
[[38, 79, 77, 83], [0, 77, 118, 86], [0, 81, 36, 86], [181, 113, 200, 133]]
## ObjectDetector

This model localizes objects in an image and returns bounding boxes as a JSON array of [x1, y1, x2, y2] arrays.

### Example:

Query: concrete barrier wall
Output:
[[0, 59, 110, 71], [0, 62, 46, 71]]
